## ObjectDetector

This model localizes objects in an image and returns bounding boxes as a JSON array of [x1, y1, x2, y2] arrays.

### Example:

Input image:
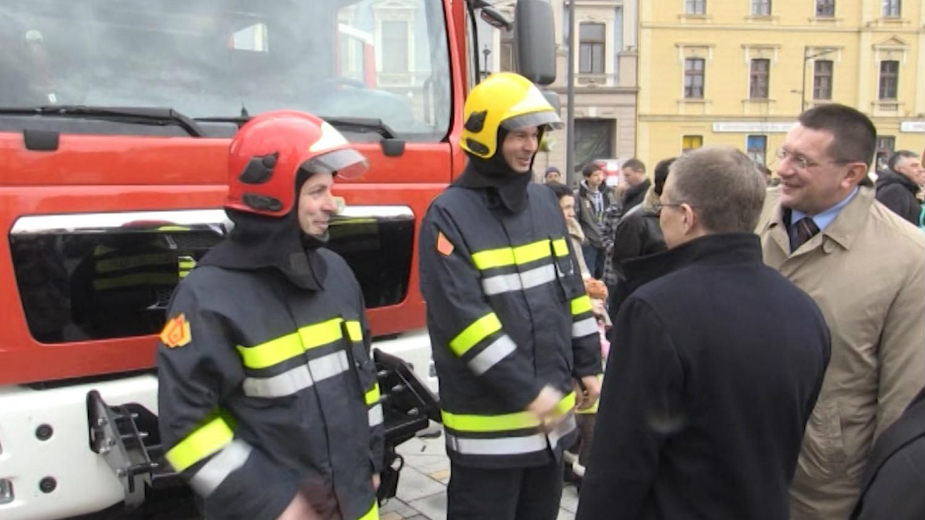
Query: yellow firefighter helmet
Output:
[[461, 72, 562, 159]]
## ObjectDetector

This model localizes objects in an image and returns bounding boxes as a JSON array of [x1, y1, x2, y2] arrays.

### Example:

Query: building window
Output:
[[381, 20, 408, 73], [815, 0, 835, 17], [579, 23, 605, 74], [882, 0, 901, 17], [749, 59, 769, 99], [879, 60, 898, 100], [875, 136, 895, 173], [813, 60, 833, 100], [682, 135, 703, 153], [499, 27, 514, 72], [684, 58, 705, 99], [747, 135, 768, 165], [685, 0, 706, 15], [752, 0, 771, 16]]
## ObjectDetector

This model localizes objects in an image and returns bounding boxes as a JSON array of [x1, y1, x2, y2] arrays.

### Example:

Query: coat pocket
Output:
[[799, 399, 847, 479]]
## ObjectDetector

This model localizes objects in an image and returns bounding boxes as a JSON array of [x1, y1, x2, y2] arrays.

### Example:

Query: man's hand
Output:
[[527, 385, 564, 431], [372, 473, 380, 491], [576, 375, 601, 411], [277, 492, 321, 520]]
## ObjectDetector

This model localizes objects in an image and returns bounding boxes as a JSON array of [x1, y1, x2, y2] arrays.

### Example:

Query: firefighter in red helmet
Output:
[[157, 110, 382, 520]]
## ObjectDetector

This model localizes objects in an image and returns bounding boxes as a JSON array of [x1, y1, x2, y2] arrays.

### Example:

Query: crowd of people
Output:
[[153, 72, 923, 520]]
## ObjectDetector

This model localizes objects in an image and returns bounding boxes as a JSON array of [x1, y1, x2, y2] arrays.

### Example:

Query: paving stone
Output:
[[407, 492, 448, 520], [394, 466, 446, 503]]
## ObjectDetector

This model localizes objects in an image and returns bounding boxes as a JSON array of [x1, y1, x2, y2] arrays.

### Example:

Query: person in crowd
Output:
[[617, 158, 650, 213], [599, 158, 648, 292], [850, 385, 925, 520], [756, 103, 925, 519], [157, 111, 383, 520], [418, 72, 602, 520], [602, 157, 674, 314], [576, 146, 830, 520], [575, 163, 618, 278], [875, 150, 924, 226], [544, 166, 563, 184]]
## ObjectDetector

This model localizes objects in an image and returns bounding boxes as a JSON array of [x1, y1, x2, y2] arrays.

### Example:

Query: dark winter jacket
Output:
[[875, 171, 922, 225], [157, 213, 382, 520], [620, 178, 651, 216], [419, 165, 602, 469], [576, 182, 618, 248], [577, 233, 830, 520], [851, 386, 925, 520]]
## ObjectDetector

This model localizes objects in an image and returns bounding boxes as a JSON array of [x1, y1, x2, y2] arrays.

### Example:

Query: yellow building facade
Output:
[[638, 0, 925, 172]]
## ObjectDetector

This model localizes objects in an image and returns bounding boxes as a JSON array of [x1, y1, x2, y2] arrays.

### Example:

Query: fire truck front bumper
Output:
[[0, 373, 158, 520]]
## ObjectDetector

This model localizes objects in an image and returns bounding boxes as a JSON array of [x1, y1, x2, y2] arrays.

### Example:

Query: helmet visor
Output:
[[501, 111, 564, 132], [301, 148, 369, 180]]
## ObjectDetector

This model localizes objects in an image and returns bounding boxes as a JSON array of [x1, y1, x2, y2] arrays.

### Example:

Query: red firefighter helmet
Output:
[[226, 110, 368, 217]]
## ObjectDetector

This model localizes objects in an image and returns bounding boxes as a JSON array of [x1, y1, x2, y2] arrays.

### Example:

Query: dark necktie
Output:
[[791, 216, 820, 251]]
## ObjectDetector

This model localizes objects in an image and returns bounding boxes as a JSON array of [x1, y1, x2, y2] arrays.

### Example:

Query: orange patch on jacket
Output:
[[160, 314, 192, 348], [436, 231, 454, 256]]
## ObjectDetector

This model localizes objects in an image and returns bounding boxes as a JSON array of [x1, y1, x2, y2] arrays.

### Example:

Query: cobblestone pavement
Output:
[[383, 429, 579, 520]]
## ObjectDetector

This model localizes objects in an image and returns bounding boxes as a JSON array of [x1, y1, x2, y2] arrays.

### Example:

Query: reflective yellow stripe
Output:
[[551, 238, 569, 257], [365, 383, 381, 406], [237, 318, 347, 370], [358, 501, 379, 520], [442, 409, 540, 432], [570, 295, 593, 316], [441, 392, 576, 433], [555, 391, 576, 415], [449, 313, 502, 356], [345, 320, 363, 342], [237, 332, 303, 369], [298, 318, 346, 350], [166, 416, 234, 472], [470, 239, 556, 270]]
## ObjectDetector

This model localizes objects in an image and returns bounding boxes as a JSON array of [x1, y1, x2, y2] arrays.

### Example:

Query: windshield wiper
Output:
[[321, 117, 396, 139], [0, 105, 204, 137]]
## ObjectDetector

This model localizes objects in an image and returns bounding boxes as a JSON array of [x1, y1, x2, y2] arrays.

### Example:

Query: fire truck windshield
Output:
[[0, 0, 451, 140]]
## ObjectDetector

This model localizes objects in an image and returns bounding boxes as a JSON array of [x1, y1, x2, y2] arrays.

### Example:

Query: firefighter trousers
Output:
[[447, 460, 563, 520]]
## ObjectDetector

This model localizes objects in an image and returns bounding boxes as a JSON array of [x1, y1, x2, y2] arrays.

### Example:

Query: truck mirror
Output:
[[514, 0, 556, 86]]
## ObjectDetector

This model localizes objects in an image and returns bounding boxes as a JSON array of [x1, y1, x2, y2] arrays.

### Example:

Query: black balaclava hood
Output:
[[199, 167, 328, 291], [454, 126, 544, 213]]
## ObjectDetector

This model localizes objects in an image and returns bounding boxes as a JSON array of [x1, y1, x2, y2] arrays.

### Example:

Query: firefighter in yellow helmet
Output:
[[419, 73, 602, 519]]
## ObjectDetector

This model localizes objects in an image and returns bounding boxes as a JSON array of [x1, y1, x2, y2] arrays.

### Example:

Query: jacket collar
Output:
[[622, 232, 762, 294], [766, 186, 874, 252]]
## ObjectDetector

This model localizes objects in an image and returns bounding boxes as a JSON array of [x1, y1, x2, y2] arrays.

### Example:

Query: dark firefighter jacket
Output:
[[156, 247, 382, 520], [419, 181, 602, 469]]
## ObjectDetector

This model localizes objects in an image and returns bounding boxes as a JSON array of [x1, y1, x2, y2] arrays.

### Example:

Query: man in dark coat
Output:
[[851, 386, 925, 520], [875, 150, 924, 225], [576, 146, 831, 520]]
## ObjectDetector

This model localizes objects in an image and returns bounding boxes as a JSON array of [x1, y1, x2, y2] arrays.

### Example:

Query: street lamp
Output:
[[800, 46, 836, 113]]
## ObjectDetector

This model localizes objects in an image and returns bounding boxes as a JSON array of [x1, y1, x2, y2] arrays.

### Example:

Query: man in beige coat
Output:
[[756, 103, 925, 519]]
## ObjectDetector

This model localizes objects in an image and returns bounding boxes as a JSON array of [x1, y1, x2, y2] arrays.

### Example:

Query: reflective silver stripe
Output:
[[572, 317, 598, 338], [445, 432, 547, 456], [468, 335, 516, 375], [242, 365, 313, 398], [481, 264, 557, 296], [189, 439, 253, 497], [547, 414, 578, 449], [368, 403, 384, 428], [309, 350, 350, 382]]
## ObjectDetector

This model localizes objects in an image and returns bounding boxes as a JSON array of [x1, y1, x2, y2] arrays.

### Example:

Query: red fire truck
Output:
[[0, 1, 556, 518]]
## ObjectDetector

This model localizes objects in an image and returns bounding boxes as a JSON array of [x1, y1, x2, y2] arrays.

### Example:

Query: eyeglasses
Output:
[[653, 201, 685, 212], [774, 148, 851, 170]]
